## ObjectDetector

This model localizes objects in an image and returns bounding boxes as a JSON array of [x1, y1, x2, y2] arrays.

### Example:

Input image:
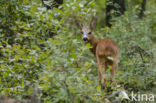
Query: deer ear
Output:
[[90, 14, 97, 30], [75, 20, 83, 29]]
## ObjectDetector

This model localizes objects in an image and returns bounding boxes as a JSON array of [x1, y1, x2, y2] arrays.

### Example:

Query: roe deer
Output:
[[75, 14, 120, 88]]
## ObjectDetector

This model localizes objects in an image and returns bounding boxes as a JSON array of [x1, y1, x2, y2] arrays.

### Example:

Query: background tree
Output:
[[42, 0, 63, 9], [41, 0, 63, 38], [106, 0, 126, 27], [139, 0, 147, 19]]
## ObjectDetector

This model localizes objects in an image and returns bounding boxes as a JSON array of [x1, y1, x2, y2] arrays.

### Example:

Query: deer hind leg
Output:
[[110, 62, 118, 87], [96, 56, 106, 89], [98, 69, 101, 85], [98, 63, 106, 89]]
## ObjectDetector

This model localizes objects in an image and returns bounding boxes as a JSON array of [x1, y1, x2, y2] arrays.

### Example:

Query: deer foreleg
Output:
[[96, 55, 107, 89]]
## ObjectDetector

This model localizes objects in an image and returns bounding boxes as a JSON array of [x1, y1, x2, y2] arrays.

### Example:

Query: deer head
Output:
[[75, 14, 97, 43]]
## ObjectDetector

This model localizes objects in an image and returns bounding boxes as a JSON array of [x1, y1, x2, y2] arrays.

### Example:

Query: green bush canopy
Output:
[[0, 0, 156, 102]]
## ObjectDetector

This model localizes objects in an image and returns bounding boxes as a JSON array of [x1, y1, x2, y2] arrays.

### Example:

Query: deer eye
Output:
[[88, 32, 92, 35]]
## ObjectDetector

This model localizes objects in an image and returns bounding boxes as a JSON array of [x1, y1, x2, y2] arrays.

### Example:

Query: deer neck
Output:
[[87, 35, 99, 56], [88, 35, 99, 47]]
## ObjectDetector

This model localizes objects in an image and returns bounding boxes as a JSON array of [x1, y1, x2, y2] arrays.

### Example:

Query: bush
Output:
[[0, 0, 155, 102]]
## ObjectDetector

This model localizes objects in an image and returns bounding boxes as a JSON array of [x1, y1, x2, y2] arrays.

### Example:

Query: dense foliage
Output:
[[0, 0, 156, 102]]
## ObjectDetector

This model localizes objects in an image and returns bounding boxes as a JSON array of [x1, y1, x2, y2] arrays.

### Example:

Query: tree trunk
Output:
[[41, 0, 63, 38], [42, 0, 51, 9], [139, 0, 146, 19], [106, 0, 126, 27], [54, 0, 63, 8], [42, 0, 63, 9]]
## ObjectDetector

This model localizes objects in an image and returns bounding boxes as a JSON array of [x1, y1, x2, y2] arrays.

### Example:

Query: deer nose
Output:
[[83, 37, 88, 42]]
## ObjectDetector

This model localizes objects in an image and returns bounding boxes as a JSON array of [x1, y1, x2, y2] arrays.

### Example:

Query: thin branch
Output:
[[63, 78, 73, 102]]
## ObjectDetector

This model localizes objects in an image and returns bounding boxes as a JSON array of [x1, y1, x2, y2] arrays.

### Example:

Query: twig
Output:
[[63, 78, 73, 102]]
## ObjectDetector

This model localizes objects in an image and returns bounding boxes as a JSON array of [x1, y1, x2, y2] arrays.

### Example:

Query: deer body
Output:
[[75, 15, 120, 88], [89, 35, 120, 87]]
